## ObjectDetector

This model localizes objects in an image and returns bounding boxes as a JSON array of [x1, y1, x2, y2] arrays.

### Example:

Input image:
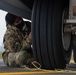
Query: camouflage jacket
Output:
[[2, 22, 32, 59]]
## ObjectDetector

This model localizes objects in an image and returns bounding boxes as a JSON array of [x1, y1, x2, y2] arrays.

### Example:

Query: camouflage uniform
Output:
[[2, 22, 33, 67]]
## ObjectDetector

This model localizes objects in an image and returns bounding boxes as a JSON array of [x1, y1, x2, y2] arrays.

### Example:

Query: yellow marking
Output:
[[0, 70, 62, 75], [0, 70, 76, 75]]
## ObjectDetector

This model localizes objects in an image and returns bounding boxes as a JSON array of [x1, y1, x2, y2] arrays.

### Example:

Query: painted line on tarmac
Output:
[[0, 70, 63, 75], [0, 70, 76, 75]]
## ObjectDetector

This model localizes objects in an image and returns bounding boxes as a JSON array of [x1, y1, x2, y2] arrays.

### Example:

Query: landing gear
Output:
[[32, 0, 72, 69]]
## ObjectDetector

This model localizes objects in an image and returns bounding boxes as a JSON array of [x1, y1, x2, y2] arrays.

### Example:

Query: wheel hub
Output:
[[62, 8, 71, 50]]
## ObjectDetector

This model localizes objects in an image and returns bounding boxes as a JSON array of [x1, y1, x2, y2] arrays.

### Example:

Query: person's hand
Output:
[[28, 32, 32, 40]]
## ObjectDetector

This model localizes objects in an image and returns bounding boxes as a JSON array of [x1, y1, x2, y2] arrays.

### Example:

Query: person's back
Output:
[[2, 13, 33, 67]]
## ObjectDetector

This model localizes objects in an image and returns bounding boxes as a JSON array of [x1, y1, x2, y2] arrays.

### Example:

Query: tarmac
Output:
[[0, 59, 76, 75]]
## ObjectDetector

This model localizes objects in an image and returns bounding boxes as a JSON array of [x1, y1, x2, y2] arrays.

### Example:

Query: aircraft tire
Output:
[[31, 0, 72, 69]]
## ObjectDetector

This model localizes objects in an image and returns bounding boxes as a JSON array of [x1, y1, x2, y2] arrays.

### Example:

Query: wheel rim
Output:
[[62, 8, 71, 51]]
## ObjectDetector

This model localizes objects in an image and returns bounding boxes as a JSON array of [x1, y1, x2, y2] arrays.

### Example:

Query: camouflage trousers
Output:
[[7, 51, 32, 67]]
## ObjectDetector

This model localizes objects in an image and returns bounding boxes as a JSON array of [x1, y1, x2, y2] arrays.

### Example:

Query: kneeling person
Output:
[[2, 13, 33, 67]]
